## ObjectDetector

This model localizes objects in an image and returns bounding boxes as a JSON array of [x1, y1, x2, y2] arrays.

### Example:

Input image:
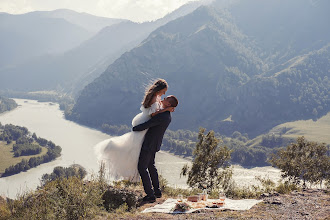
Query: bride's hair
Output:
[[142, 79, 168, 108]]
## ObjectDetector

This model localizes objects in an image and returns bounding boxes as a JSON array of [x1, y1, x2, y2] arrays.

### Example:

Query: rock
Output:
[[272, 192, 279, 196], [261, 193, 270, 197], [271, 198, 282, 205]]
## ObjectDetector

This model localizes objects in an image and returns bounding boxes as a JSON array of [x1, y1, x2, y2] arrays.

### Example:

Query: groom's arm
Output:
[[132, 114, 164, 131]]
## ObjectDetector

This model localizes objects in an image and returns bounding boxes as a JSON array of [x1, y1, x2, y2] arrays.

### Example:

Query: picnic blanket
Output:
[[142, 198, 263, 214]]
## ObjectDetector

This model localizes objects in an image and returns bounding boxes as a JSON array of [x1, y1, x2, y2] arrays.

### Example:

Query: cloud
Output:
[[0, 0, 199, 22]]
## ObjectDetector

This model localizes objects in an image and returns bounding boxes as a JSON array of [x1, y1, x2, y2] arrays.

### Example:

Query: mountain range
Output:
[[0, 2, 204, 93], [70, 0, 330, 137]]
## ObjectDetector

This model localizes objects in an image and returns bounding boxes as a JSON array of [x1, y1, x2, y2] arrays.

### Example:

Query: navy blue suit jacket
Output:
[[133, 111, 171, 152]]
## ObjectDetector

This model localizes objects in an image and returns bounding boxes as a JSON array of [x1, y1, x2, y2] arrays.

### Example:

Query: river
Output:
[[0, 99, 281, 198]]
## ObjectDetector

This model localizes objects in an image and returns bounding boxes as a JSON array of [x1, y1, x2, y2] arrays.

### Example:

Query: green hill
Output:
[[70, 0, 330, 138]]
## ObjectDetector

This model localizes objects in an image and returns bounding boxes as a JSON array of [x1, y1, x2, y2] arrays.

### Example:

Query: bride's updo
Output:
[[142, 79, 168, 108]]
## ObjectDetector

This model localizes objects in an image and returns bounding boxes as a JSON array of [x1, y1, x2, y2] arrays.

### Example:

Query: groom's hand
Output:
[[165, 107, 175, 112]]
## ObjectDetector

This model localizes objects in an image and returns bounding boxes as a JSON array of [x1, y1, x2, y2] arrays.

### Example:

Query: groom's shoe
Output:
[[142, 195, 156, 203], [154, 191, 162, 198]]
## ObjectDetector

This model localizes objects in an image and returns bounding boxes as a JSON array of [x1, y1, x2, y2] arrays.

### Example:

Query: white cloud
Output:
[[0, 0, 199, 22]]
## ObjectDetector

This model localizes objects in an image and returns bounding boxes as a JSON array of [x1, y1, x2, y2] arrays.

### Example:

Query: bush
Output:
[[275, 181, 300, 194], [6, 176, 104, 219], [102, 186, 141, 211], [41, 164, 87, 185], [270, 136, 330, 187]]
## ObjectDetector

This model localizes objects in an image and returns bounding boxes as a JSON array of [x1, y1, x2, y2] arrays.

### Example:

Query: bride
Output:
[[94, 79, 174, 182]]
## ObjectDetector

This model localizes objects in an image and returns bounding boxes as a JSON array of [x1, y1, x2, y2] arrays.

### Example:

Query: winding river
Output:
[[0, 99, 280, 198]]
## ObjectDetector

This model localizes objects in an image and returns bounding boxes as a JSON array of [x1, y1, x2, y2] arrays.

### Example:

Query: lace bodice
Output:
[[132, 96, 162, 127]]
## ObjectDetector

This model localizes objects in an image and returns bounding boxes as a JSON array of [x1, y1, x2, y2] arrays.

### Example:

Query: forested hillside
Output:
[[70, 0, 330, 137], [0, 97, 17, 113], [70, 5, 264, 129]]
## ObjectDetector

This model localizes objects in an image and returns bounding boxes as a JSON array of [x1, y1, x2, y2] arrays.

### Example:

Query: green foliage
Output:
[[162, 129, 197, 156], [270, 136, 330, 186], [41, 164, 87, 185], [102, 186, 140, 211], [101, 123, 131, 136], [5, 176, 104, 219], [0, 96, 17, 114], [181, 128, 232, 191], [13, 143, 42, 157], [275, 181, 299, 194], [1, 124, 62, 177], [0, 124, 28, 142]]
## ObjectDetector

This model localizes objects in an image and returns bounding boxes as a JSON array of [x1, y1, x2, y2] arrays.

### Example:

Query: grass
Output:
[[0, 141, 48, 174], [248, 112, 330, 147], [271, 112, 330, 145]]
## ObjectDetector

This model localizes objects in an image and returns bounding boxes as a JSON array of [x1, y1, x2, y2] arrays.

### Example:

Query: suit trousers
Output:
[[138, 149, 160, 197]]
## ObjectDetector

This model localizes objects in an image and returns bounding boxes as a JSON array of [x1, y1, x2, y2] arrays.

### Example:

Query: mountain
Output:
[[0, 12, 93, 68], [70, 5, 264, 129], [0, 1, 204, 93], [220, 44, 330, 136], [34, 9, 124, 33], [71, 0, 330, 137], [228, 0, 330, 65]]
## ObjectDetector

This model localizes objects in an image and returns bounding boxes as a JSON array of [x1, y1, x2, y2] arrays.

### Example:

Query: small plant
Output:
[[172, 202, 191, 212], [275, 181, 300, 194], [115, 203, 129, 214], [255, 176, 276, 193]]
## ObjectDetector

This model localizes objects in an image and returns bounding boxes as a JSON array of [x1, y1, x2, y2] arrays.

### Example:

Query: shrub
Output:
[[270, 136, 330, 187], [6, 176, 104, 219], [102, 186, 141, 211]]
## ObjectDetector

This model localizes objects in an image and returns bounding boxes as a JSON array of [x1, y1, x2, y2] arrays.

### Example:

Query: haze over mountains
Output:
[[0, 2, 203, 93], [70, 0, 330, 137], [1, 0, 329, 137]]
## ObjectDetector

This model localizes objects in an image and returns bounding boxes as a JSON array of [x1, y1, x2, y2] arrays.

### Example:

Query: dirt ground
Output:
[[99, 189, 329, 219]]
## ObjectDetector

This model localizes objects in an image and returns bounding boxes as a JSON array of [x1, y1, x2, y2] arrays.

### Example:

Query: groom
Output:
[[133, 95, 179, 203]]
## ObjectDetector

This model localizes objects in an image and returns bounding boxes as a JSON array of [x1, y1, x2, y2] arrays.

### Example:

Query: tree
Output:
[[41, 164, 87, 185], [270, 136, 330, 187], [181, 128, 232, 191]]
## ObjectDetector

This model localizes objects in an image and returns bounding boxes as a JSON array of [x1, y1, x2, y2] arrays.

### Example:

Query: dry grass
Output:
[[0, 141, 47, 174]]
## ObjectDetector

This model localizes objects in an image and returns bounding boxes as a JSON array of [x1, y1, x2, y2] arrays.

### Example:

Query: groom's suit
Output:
[[133, 111, 171, 197]]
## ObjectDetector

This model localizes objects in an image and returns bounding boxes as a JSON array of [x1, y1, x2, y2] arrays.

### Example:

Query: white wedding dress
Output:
[[94, 100, 161, 182]]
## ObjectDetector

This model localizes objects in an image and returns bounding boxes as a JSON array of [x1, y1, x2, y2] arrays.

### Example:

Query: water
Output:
[[0, 99, 281, 198]]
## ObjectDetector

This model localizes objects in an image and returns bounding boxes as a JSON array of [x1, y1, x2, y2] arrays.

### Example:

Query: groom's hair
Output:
[[167, 95, 178, 107]]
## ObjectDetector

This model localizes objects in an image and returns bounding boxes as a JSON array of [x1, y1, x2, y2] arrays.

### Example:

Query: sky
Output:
[[0, 0, 201, 22]]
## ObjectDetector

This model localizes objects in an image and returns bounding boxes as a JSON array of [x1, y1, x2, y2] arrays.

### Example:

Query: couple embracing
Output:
[[95, 79, 178, 203]]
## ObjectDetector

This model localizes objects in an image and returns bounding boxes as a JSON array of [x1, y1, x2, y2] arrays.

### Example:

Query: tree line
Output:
[[0, 96, 17, 113], [99, 123, 299, 167], [0, 124, 62, 177]]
